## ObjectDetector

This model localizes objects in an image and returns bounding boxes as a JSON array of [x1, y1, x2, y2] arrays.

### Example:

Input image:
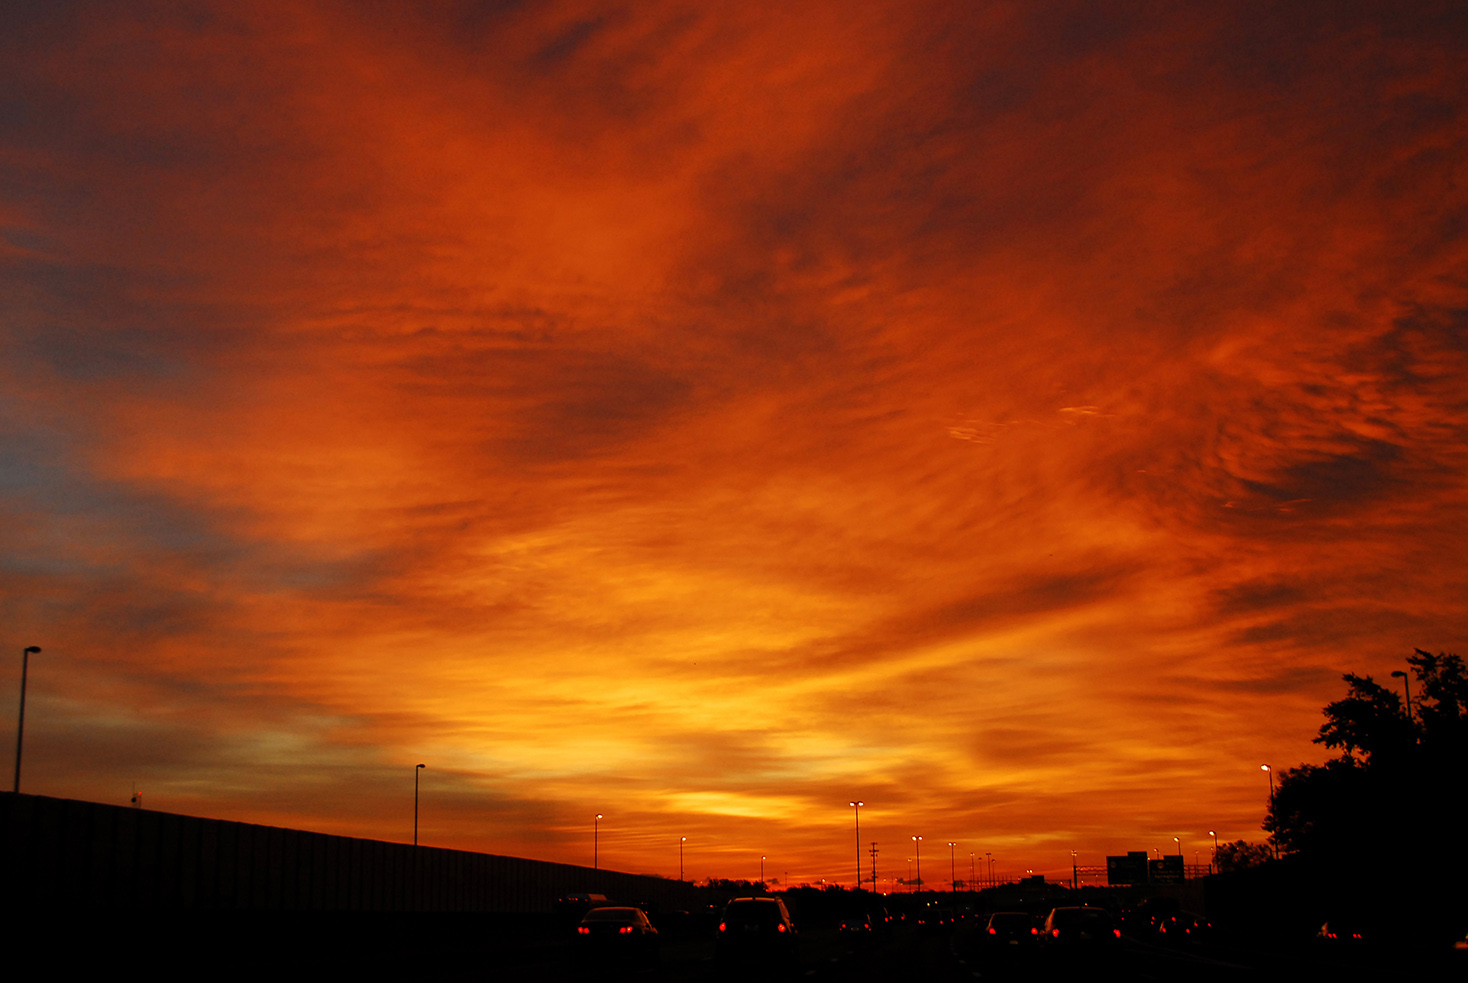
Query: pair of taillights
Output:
[[718, 922, 786, 932], [989, 927, 1039, 935], [1048, 929, 1122, 938], [578, 926, 636, 934]]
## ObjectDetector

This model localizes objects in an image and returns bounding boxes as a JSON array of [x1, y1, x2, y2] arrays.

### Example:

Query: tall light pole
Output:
[[870, 841, 879, 892], [1071, 850, 1078, 891], [594, 814, 603, 869], [970, 852, 975, 892], [13, 646, 41, 793], [760, 855, 766, 884], [986, 853, 993, 888], [1174, 836, 1181, 857], [849, 801, 863, 891], [680, 836, 686, 881], [413, 764, 425, 846], [1391, 669, 1413, 723], [948, 842, 957, 893], [1209, 830, 1219, 874], [911, 836, 922, 895], [1261, 764, 1277, 858]]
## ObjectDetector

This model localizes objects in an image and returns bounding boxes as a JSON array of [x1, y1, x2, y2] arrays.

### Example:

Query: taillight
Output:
[[718, 922, 726, 932], [1052, 929, 1060, 937], [988, 928, 996, 935], [1113, 929, 1121, 938], [1030, 927, 1038, 935], [777, 923, 786, 933], [577, 926, 589, 934]]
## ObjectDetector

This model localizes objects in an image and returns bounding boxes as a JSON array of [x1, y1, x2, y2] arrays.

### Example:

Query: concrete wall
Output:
[[0, 792, 712, 913]]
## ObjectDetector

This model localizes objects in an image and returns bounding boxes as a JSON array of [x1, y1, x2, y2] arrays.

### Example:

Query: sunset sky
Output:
[[3, 1, 1466, 886]]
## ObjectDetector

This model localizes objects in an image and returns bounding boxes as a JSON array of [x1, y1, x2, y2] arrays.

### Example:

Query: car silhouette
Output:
[[716, 897, 799, 968], [574, 906, 660, 965], [1043, 906, 1120, 946], [983, 911, 1041, 947]]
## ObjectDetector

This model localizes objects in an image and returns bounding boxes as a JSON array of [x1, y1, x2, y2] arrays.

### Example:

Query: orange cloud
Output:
[[2, 0, 1466, 882]]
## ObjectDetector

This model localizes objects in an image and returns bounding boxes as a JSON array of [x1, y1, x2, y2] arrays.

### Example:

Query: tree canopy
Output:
[[1265, 650, 1467, 856], [1214, 839, 1272, 873]]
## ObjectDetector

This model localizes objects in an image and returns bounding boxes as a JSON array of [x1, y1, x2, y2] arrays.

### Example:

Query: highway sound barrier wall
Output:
[[0, 792, 711, 913]]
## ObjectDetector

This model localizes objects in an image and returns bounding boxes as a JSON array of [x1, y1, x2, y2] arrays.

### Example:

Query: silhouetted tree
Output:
[[1264, 651, 1466, 888], [703, 878, 765, 892], [1214, 840, 1272, 872]]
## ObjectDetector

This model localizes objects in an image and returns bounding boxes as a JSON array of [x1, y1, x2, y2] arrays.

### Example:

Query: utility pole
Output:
[[1391, 669, 1413, 724], [869, 841, 879, 892], [13, 646, 41, 793]]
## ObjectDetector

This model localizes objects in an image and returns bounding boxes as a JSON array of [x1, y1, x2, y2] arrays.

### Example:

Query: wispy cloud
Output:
[[2, 0, 1466, 881]]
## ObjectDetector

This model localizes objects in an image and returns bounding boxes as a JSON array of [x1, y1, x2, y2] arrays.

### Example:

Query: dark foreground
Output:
[[17, 910, 1465, 982]]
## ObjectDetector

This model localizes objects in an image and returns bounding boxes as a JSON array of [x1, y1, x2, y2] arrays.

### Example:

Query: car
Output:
[[838, 909, 888, 943], [983, 911, 1041, 947], [1119, 896, 1179, 938], [1158, 911, 1212, 945], [716, 897, 799, 967], [1043, 906, 1121, 946], [1316, 917, 1367, 944], [916, 904, 956, 934], [574, 906, 660, 964]]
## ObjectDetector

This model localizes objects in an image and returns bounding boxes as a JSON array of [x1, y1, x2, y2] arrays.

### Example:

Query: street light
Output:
[[12, 646, 41, 793], [594, 814, 603, 869], [849, 801, 863, 891], [912, 836, 922, 895], [1261, 764, 1277, 859], [1209, 830, 1219, 874], [680, 836, 686, 881], [413, 764, 425, 846], [948, 842, 956, 893], [761, 855, 766, 884], [1174, 836, 1181, 857], [970, 852, 975, 892], [985, 852, 992, 889], [1391, 669, 1413, 723]]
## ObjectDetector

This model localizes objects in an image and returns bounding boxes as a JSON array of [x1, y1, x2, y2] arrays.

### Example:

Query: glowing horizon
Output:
[[3, 1, 1466, 885]]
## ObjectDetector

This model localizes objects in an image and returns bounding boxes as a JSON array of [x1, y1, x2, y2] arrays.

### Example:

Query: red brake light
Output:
[[988, 928, 996, 935], [1113, 929, 1121, 938], [1052, 929, 1060, 937], [777, 923, 786, 933], [1030, 927, 1038, 935], [577, 926, 589, 934], [718, 922, 726, 932]]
